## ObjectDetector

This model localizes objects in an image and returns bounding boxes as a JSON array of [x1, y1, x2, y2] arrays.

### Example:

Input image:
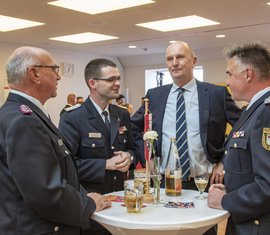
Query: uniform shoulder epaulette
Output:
[[64, 103, 81, 112], [264, 96, 270, 105], [19, 104, 32, 115], [115, 104, 128, 110]]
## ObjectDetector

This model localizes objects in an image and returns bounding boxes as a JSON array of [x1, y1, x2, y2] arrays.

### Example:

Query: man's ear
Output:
[[27, 67, 40, 84], [246, 68, 253, 82], [88, 79, 96, 89]]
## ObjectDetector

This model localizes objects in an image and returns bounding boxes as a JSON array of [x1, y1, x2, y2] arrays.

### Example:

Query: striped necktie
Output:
[[176, 88, 190, 180]]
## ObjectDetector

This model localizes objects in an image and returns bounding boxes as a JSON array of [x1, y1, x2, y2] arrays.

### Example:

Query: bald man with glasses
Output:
[[59, 58, 138, 235], [0, 47, 111, 235]]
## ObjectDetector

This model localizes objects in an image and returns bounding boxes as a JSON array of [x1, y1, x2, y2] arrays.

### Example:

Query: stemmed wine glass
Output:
[[194, 163, 209, 200]]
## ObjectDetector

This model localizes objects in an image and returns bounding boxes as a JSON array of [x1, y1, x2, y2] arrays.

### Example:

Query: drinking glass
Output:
[[149, 157, 162, 205], [194, 164, 209, 200], [124, 180, 144, 213]]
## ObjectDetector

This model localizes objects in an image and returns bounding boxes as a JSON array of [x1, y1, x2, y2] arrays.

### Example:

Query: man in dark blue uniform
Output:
[[208, 43, 270, 235], [59, 58, 137, 235], [0, 46, 111, 235]]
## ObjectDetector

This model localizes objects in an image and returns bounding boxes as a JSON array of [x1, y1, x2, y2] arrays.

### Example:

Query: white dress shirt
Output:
[[161, 78, 212, 176]]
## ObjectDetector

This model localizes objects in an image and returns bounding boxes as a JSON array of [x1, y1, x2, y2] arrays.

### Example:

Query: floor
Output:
[[218, 219, 227, 235]]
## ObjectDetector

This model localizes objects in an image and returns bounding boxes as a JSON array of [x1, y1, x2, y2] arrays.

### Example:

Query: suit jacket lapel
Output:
[[154, 85, 171, 154], [197, 81, 210, 147], [109, 105, 120, 145]]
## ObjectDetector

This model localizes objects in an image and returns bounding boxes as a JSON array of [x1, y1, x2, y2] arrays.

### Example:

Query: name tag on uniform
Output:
[[89, 132, 102, 138]]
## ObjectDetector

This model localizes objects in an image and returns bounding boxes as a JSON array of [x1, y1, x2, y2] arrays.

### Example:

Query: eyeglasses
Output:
[[93, 76, 121, 83], [33, 65, 60, 74]]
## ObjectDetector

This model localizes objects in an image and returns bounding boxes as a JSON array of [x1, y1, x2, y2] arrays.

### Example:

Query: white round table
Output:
[[92, 189, 229, 235]]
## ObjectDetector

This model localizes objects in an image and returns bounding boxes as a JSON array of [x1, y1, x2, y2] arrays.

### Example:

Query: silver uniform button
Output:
[[114, 176, 117, 180], [65, 150, 69, 154], [111, 146, 115, 150], [233, 143, 237, 148], [123, 139, 127, 143], [92, 143, 95, 147], [225, 150, 228, 155], [254, 220, 259, 225], [54, 226, 59, 231]]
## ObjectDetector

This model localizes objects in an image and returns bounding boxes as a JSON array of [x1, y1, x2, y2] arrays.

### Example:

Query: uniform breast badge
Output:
[[262, 128, 270, 150]]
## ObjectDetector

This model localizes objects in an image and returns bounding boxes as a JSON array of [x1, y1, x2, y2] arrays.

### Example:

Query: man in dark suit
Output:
[[0, 47, 111, 235], [59, 58, 137, 235], [131, 41, 242, 235], [208, 43, 270, 235]]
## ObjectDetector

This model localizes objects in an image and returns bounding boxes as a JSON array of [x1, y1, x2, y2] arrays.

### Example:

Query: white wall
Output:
[[0, 42, 125, 126], [0, 42, 243, 126]]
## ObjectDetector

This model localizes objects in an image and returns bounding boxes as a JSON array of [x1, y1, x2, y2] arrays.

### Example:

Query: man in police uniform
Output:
[[60, 93, 76, 116], [208, 43, 270, 235], [0, 46, 111, 235], [59, 58, 137, 235]]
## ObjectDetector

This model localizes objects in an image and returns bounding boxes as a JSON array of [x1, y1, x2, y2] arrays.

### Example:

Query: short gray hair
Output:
[[225, 43, 270, 80], [6, 47, 45, 84]]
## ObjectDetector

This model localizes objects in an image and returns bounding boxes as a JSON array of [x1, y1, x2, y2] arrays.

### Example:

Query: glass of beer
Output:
[[194, 163, 209, 200], [124, 180, 144, 213]]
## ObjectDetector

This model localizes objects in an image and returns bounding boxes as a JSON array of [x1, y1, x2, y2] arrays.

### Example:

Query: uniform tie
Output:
[[102, 111, 111, 130], [176, 88, 190, 180]]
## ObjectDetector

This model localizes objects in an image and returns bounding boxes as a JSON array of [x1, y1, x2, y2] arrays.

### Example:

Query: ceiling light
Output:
[[169, 40, 177, 44], [128, 45, 137, 48], [49, 32, 118, 44], [0, 15, 44, 32], [48, 0, 155, 15], [136, 15, 219, 32], [267, 2, 270, 5], [216, 34, 225, 38]]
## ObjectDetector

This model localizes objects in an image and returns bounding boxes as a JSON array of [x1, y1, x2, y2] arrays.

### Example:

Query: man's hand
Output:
[[105, 151, 132, 172], [87, 192, 111, 212], [113, 151, 132, 172], [207, 184, 226, 210], [210, 162, 225, 185]]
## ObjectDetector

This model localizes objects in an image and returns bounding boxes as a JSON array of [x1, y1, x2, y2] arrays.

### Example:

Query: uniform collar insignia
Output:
[[264, 96, 270, 104], [19, 104, 32, 115]]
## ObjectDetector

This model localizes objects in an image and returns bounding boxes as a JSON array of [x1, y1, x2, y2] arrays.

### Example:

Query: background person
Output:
[[59, 58, 137, 235], [115, 94, 125, 105], [76, 96, 84, 104], [208, 43, 270, 235], [0, 46, 111, 235], [60, 92, 76, 116]]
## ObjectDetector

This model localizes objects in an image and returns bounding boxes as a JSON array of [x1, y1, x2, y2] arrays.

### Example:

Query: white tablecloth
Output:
[[92, 189, 229, 235]]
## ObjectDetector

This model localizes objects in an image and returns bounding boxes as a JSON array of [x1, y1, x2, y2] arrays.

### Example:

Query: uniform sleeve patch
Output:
[[262, 128, 270, 151]]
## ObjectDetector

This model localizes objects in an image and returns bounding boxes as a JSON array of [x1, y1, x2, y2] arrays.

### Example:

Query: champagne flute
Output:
[[194, 163, 209, 200]]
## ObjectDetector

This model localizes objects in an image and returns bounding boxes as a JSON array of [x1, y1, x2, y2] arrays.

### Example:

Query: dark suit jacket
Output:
[[0, 93, 96, 235], [222, 91, 270, 235], [131, 80, 242, 165], [59, 97, 137, 195]]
